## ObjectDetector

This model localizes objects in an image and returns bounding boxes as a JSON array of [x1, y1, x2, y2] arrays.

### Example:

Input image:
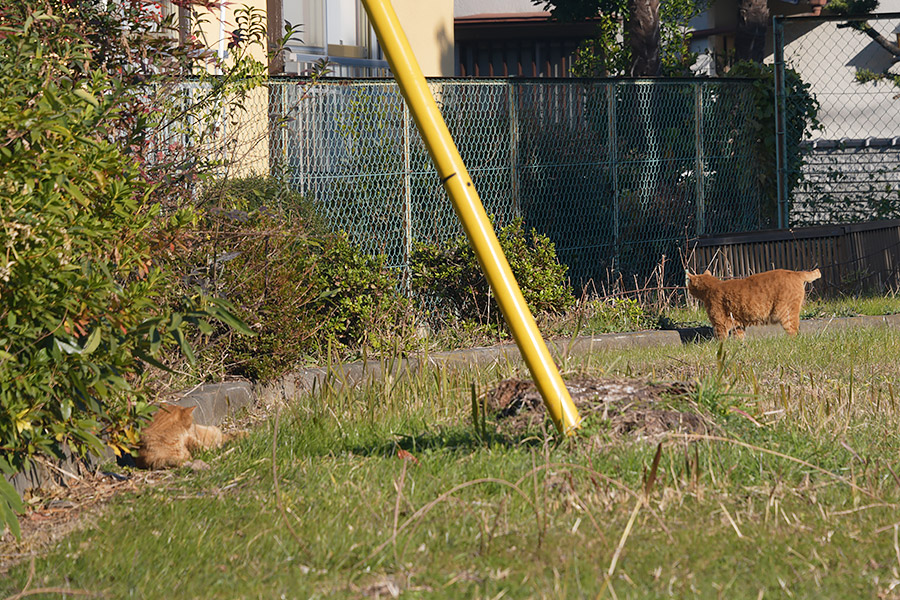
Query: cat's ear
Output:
[[179, 405, 197, 425], [703, 269, 711, 275]]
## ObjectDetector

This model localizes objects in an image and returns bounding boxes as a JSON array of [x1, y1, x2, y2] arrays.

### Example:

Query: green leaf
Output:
[[171, 327, 196, 364], [0, 477, 23, 514], [134, 349, 174, 373], [0, 456, 15, 477], [73, 88, 99, 107], [82, 327, 101, 355], [60, 399, 72, 421], [0, 495, 22, 541], [55, 338, 82, 355], [209, 299, 255, 336], [63, 182, 89, 207]]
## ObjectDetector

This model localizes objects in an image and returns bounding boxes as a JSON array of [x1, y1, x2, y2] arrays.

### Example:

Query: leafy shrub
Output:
[[582, 298, 655, 333], [410, 219, 575, 329], [169, 178, 414, 380], [310, 235, 413, 354], [0, 5, 251, 536], [200, 176, 327, 234]]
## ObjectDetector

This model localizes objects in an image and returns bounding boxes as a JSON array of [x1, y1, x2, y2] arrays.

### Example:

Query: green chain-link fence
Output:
[[266, 78, 764, 289], [774, 13, 900, 226]]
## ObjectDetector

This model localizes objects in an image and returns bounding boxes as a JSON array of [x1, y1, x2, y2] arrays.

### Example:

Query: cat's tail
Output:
[[802, 268, 822, 283]]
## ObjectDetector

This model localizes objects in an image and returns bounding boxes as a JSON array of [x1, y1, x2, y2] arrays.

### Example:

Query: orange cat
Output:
[[136, 404, 240, 469], [686, 268, 821, 340]]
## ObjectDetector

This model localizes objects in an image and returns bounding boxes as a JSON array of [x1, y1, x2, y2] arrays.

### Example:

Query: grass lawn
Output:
[[4, 325, 900, 598]]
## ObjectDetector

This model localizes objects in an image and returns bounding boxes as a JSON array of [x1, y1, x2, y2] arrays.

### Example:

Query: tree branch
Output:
[[840, 20, 900, 58]]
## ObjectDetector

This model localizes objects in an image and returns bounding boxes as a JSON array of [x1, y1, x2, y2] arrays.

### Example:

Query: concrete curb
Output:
[[9, 313, 900, 497], [173, 381, 255, 427]]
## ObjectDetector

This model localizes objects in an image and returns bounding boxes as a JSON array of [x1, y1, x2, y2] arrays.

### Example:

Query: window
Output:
[[286, 0, 371, 58], [282, 0, 387, 76]]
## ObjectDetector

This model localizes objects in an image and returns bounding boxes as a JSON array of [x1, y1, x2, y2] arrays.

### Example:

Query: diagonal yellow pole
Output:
[[360, 0, 581, 435]]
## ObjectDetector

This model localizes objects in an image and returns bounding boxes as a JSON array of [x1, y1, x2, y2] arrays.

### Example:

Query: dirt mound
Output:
[[487, 376, 713, 440]]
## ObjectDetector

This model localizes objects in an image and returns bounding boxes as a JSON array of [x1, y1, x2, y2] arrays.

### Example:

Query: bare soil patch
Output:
[[487, 376, 714, 440]]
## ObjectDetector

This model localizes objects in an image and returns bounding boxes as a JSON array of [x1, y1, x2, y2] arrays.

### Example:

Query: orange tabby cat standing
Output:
[[136, 404, 239, 469], [686, 268, 821, 340]]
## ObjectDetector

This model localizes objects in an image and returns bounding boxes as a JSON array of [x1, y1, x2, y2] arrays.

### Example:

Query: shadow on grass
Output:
[[674, 325, 715, 343], [344, 424, 547, 460]]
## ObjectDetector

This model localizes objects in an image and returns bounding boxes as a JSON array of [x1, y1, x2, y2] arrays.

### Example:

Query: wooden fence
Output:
[[688, 220, 900, 296]]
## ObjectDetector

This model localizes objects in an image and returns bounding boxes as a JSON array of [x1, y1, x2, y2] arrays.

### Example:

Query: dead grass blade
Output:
[[597, 497, 643, 600], [514, 461, 673, 541], [3, 557, 100, 600], [671, 433, 882, 500], [392, 458, 408, 564], [643, 443, 663, 500]]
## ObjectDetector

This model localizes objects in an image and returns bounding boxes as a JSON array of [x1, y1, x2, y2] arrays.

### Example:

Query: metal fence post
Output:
[[282, 84, 289, 182], [606, 81, 620, 270], [403, 99, 412, 288], [773, 16, 789, 229], [509, 80, 520, 218], [694, 82, 706, 236]]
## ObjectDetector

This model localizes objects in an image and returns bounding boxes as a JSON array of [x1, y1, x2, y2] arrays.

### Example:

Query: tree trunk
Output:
[[267, 0, 285, 75], [626, 0, 660, 76], [735, 0, 769, 63], [844, 20, 900, 59]]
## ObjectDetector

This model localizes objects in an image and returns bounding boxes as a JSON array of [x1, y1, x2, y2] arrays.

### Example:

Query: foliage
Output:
[[201, 176, 327, 232], [855, 68, 900, 87], [583, 298, 655, 332], [569, 15, 629, 77], [26, 0, 301, 209], [532, 0, 625, 23], [166, 178, 413, 381], [0, 0, 276, 537], [536, 0, 709, 77], [410, 219, 575, 329], [0, 467, 24, 540], [0, 7, 252, 469], [726, 61, 821, 226], [827, 0, 880, 15], [828, 0, 900, 94]]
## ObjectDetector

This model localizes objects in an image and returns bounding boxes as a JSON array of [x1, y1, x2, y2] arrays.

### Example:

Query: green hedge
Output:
[[410, 219, 575, 329]]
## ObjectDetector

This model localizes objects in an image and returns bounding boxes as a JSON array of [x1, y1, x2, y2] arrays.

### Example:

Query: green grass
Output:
[[802, 293, 900, 319], [5, 327, 900, 598], [540, 293, 900, 339]]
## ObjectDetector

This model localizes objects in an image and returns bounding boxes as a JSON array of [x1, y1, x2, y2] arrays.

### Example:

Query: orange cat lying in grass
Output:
[[686, 268, 821, 340], [136, 404, 242, 469]]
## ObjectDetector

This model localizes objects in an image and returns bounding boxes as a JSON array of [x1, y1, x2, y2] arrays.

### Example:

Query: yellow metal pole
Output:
[[360, 0, 581, 435]]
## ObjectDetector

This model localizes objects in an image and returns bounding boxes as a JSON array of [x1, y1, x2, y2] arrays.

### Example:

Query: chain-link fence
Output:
[[774, 13, 900, 226], [264, 78, 764, 288]]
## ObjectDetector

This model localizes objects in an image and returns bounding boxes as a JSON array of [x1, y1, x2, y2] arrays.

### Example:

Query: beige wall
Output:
[[162, 0, 271, 177], [392, 0, 455, 77], [189, 0, 269, 68]]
